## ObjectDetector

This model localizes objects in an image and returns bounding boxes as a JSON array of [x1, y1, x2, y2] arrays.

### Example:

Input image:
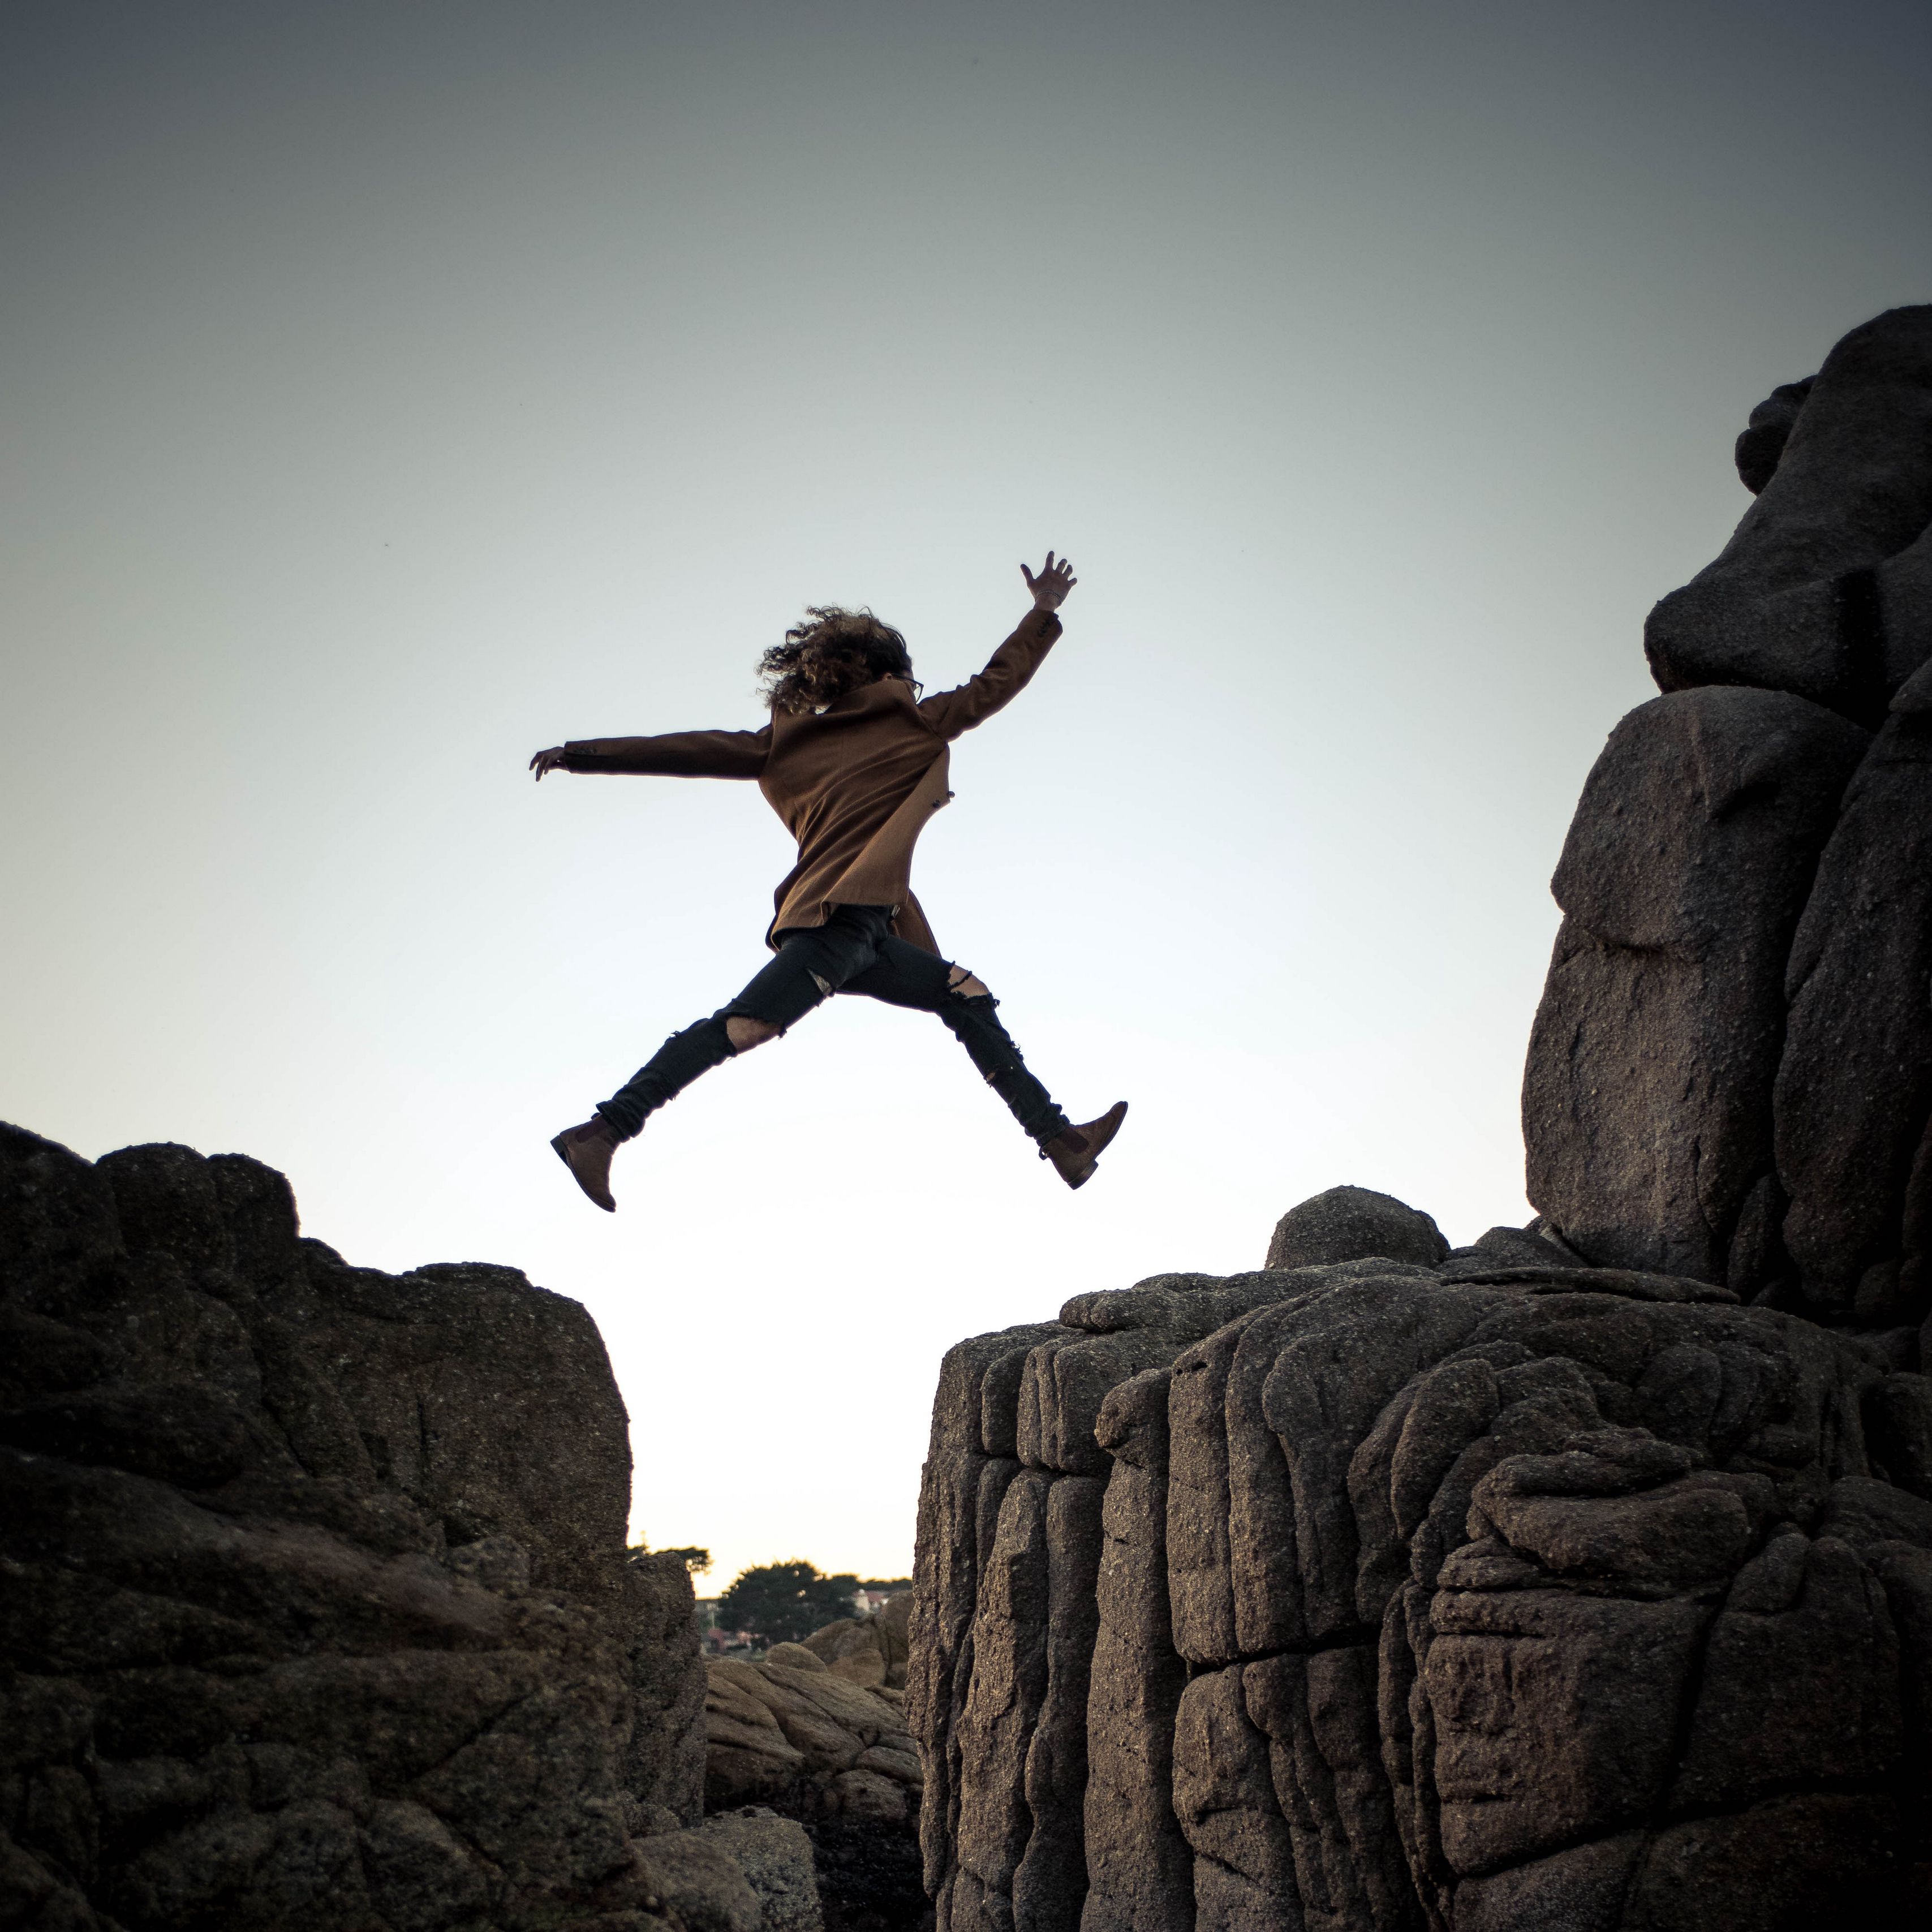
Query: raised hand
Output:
[[1021, 550, 1077, 612], [530, 746, 567, 781]]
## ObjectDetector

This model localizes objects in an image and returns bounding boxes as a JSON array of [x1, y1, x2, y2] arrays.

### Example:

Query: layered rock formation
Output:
[[0, 1124, 814, 1932], [702, 1604, 924, 1930], [704, 1638, 923, 1825], [910, 306, 1932, 1931]]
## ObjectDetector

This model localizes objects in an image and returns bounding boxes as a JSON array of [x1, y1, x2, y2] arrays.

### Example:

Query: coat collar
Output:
[[773, 676, 928, 733]]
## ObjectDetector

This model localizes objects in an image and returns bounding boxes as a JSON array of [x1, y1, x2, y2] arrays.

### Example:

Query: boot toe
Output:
[[552, 1126, 619, 1212]]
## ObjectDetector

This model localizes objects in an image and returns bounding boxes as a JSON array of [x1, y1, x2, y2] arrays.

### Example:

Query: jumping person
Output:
[[531, 552, 1127, 1212]]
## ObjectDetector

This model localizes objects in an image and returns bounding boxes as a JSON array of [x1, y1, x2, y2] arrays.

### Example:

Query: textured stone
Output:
[[1523, 686, 1868, 1284], [1672, 1532, 1901, 1810], [802, 1591, 912, 1690], [1425, 1587, 1705, 1873], [1011, 1475, 1105, 1931], [763, 1642, 829, 1673], [636, 1826, 765, 1932], [702, 1653, 919, 1822], [1265, 1186, 1448, 1272], [1242, 1645, 1413, 1932], [679, 1810, 823, 1932], [1172, 1667, 1302, 1931], [629, 1549, 707, 1824], [1020, 1329, 1178, 1477], [1079, 1370, 1191, 1932], [1625, 1793, 1898, 1929], [0, 1122, 705, 1932], [1645, 304, 1932, 716], [949, 1468, 1053, 1931], [1451, 1830, 1641, 1932], [1165, 1263, 1459, 1666], [907, 1320, 1062, 1900], [917, 1260, 1931, 1929], [1777, 668, 1932, 1318], [1868, 1372, 1932, 1496]]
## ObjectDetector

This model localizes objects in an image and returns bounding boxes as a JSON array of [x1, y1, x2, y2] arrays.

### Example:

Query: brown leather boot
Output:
[[1041, 1101, 1129, 1190], [552, 1116, 622, 1212]]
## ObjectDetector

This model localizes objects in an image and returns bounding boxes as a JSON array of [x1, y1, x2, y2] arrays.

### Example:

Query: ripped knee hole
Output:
[[948, 966, 992, 1000]]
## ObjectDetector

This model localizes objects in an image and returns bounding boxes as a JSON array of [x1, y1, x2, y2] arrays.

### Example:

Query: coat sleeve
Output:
[[915, 610, 1061, 741], [559, 724, 771, 778]]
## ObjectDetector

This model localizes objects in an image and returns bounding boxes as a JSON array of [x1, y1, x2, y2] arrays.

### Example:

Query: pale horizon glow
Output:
[[3, 1, 1929, 1584]]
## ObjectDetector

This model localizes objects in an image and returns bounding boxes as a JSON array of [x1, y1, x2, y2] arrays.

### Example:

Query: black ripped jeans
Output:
[[595, 905, 1073, 1146]]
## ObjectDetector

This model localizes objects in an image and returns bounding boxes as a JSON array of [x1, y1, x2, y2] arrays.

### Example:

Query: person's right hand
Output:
[[1021, 551, 1077, 611], [530, 747, 567, 781]]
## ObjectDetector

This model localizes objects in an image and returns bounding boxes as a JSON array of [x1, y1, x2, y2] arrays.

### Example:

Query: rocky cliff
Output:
[[909, 305, 1932, 1931], [0, 1125, 815, 1932]]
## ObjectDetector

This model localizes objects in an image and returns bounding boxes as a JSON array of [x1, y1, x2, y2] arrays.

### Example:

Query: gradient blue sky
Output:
[[4, 1, 1928, 1581]]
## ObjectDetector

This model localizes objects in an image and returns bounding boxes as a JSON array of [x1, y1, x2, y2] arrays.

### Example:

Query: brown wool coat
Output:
[[560, 608, 1061, 953]]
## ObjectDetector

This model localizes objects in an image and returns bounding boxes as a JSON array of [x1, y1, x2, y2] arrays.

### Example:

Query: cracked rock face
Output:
[[911, 307, 1932, 1932], [913, 1259, 1932, 1931], [0, 1123, 719, 1932]]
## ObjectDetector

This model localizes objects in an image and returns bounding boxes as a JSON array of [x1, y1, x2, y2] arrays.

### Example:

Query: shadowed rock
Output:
[[1645, 304, 1932, 720], [0, 1122, 804, 1932], [1733, 376, 1815, 496], [1523, 686, 1868, 1287], [1776, 659, 1932, 1322]]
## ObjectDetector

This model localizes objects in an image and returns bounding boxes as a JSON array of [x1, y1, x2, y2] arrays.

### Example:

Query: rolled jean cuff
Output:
[[595, 1098, 644, 1141]]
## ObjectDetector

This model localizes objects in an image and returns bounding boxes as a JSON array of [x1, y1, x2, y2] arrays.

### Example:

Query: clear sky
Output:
[[4, 1, 1928, 1585]]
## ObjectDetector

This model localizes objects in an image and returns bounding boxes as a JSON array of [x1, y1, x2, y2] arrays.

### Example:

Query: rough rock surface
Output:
[[913, 308, 1932, 1932], [914, 1241, 1932, 1930], [1524, 306, 1932, 1332], [0, 1122, 799, 1932], [1645, 303, 1932, 718], [1523, 686, 1868, 1287], [1266, 1186, 1450, 1272], [1776, 656, 1932, 1318], [642, 1810, 822, 1932], [700, 1611, 920, 1930], [801, 1594, 913, 1690], [703, 1642, 923, 1826]]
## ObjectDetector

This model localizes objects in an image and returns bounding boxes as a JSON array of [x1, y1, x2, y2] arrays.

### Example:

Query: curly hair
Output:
[[756, 606, 917, 715]]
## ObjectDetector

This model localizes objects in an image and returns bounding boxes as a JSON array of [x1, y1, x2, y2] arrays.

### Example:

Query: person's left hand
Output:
[[530, 747, 567, 781], [1022, 551, 1077, 611]]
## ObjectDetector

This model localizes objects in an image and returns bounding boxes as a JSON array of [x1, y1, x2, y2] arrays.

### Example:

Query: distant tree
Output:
[[629, 1544, 712, 1577], [859, 1577, 911, 1592], [716, 1560, 861, 1645]]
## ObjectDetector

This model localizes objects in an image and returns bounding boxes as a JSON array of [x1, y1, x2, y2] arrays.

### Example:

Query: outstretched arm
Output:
[[530, 724, 771, 781], [917, 551, 1077, 741]]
